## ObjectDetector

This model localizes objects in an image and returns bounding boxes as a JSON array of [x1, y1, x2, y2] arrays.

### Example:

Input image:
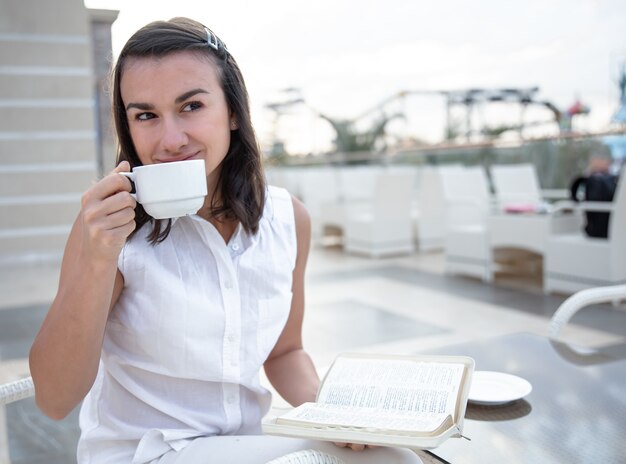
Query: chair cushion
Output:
[[446, 226, 488, 261], [545, 234, 612, 281]]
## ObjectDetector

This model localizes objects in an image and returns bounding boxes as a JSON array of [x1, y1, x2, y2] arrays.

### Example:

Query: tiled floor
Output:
[[1, 246, 625, 463]]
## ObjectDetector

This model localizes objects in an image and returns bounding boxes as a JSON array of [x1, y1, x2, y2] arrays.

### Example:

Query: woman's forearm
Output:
[[264, 348, 320, 406], [29, 225, 123, 419]]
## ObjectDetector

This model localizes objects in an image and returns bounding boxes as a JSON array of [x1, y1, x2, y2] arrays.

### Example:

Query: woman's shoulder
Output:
[[266, 184, 292, 202], [264, 185, 295, 224], [264, 185, 309, 239]]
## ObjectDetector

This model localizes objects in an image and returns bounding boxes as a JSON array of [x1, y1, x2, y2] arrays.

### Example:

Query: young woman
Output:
[[29, 17, 420, 464]]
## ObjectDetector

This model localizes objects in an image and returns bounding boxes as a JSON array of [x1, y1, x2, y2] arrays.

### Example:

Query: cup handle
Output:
[[119, 172, 137, 200]]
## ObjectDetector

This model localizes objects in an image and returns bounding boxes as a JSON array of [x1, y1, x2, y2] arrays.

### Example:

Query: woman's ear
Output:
[[230, 118, 238, 130]]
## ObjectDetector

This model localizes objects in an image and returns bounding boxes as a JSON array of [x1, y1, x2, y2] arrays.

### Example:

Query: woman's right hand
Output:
[[79, 161, 137, 263]]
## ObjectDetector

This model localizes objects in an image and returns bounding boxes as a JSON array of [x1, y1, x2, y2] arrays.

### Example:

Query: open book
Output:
[[262, 353, 474, 450]]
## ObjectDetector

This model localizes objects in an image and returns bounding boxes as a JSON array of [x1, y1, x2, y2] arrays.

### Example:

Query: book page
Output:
[[317, 357, 465, 416], [276, 403, 452, 435]]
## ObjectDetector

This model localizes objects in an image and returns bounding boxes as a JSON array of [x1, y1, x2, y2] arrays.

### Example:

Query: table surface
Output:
[[415, 333, 626, 464]]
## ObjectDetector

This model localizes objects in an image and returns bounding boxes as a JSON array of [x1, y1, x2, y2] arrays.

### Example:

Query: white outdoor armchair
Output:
[[442, 166, 494, 282], [1, 380, 339, 464], [415, 165, 463, 251], [490, 163, 543, 208], [549, 284, 626, 339], [544, 167, 626, 294], [0, 384, 345, 464], [0, 376, 34, 406], [1, 379, 423, 463], [266, 449, 345, 464], [344, 171, 416, 257]]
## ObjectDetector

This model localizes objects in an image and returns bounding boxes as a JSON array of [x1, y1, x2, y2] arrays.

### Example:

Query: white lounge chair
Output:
[[316, 166, 381, 243], [344, 171, 416, 257], [490, 163, 543, 208], [544, 167, 626, 294], [488, 163, 582, 278], [443, 166, 494, 281], [415, 165, 463, 252], [297, 167, 340, 241]]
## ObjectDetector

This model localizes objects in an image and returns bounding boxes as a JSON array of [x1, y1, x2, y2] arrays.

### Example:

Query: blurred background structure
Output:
[[2, 0, 626, 266], [0, 0, 117, 266]]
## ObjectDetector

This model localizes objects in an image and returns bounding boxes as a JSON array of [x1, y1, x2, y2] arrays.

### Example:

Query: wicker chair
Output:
[[1, 380, 344, 464], [266, 449, 345, 464], [0, 376, 34, 406], [549, 284, 626, 338]]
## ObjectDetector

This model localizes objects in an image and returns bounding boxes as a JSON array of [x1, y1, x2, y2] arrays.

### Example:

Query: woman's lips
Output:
[[155, 153, 199, 163]]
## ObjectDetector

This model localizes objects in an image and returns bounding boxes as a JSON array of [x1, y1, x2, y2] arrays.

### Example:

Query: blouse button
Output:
[[224, 280, 233, 289], [231, 243, 240, 251]]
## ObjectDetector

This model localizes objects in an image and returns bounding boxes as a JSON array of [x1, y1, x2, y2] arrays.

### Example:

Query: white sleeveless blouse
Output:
[[77, 186, 297, 464]]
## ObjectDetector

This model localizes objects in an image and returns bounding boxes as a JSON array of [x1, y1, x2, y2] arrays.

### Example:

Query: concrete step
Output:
[[0, 74, 92, 99], [0, 199, 79, 229], [0, 164, 96, 196], [0, 138, 97, 164], [0, 106, 95, 133], [0, 225, 69, 264], [0, 39, 90, 68]]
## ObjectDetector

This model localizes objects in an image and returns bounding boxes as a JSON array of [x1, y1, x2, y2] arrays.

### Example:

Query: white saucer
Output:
[[468, 371, 532, 405]]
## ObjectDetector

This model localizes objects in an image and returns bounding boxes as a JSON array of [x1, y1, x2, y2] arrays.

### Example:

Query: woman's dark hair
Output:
[[111, 17, 265, 243]]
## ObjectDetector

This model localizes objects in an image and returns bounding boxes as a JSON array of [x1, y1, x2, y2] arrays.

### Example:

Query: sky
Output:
[[85, 0, 626, 155]]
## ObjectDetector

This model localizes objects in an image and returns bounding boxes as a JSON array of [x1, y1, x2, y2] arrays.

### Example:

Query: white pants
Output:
[[155, 436, 423, 464]]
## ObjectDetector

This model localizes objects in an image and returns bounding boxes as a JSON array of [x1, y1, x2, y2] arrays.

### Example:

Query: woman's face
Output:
[[121, 51, 234, 188]]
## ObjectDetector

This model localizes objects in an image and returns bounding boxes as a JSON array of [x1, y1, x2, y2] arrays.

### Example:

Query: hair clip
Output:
[[204, 27, 219, 51]]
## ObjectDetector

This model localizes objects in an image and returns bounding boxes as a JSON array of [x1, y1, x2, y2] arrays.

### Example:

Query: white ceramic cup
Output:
[[119, 159, 207, 219]]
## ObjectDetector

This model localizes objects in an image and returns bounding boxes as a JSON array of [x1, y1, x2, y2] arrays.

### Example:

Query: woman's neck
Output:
[[196, 199, 238, 244], [198, 173, 238, 243], [209, 216, 238, 244]]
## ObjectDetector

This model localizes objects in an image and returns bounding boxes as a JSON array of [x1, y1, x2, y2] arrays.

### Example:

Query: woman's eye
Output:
[[182, 101, 203, 112], [136, 112, 155, 121]]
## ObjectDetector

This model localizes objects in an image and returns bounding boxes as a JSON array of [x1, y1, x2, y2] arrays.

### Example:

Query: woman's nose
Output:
[[160, 117, 189, 153]]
